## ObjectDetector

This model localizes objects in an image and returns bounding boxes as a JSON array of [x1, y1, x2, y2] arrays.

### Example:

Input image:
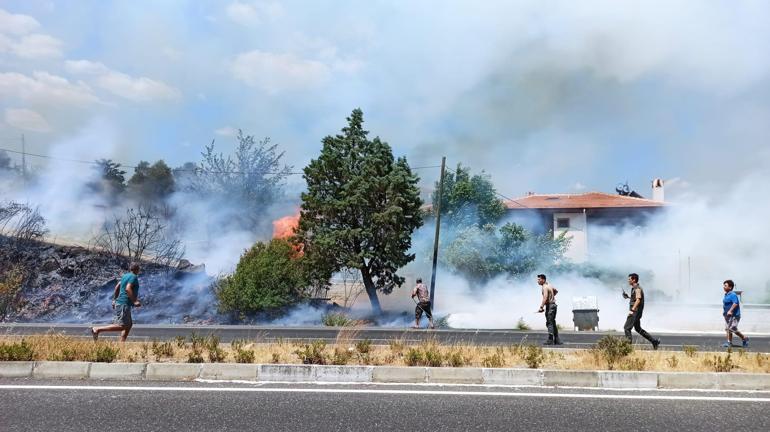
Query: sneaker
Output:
[[721, 342, 731, 348], [742, 337, 749, 348], [542, 340, 555, 346], [554, 340, 564, 346], [652, 339, 660, 350]]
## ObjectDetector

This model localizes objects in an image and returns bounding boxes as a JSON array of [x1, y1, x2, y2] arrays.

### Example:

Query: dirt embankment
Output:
[[0, 236, 220, 324]]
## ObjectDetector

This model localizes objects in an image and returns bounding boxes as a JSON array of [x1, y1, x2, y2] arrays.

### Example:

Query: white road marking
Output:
[[1, 385, 769, 402]]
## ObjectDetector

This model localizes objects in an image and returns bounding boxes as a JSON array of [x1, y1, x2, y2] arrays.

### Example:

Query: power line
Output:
[[443, 166, 528, 208]]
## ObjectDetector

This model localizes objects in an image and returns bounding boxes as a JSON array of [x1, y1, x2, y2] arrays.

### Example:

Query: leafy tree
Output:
[[184, 131, 292, 232], [433, 164, 505, 226], [296, 109, 423, 314], [216, 238, 310, 314], [128, 160, 175, 202], [88, 159, 126, 203], [443, 222, 570, 284]]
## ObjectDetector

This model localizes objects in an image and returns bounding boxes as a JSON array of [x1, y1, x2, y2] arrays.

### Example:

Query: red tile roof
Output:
[[505, 192, 665, 210]]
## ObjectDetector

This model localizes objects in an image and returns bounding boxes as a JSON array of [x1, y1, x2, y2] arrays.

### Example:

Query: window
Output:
[[556, 217, 570, 229]]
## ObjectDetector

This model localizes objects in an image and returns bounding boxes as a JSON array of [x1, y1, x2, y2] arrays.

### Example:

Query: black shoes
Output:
[[543, 339, 564, 346], [652, 339, 661, 350]]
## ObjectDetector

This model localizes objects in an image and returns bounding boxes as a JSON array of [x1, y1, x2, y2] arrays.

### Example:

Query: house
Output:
[[504, 179, 667, 262]]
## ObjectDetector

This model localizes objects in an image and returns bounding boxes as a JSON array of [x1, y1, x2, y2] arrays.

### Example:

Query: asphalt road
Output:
[[1, 379, 769, 432], [2, 323, 769, 352]]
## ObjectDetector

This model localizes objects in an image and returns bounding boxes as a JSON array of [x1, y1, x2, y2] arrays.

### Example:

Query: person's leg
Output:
[[545, 305, 557, 343], [633, 309, 659, 348], [551, 305, 561, 343], [120, 325, 132, 342], [414, 304, 422, 328], [623, 312, 635, 342], [92, 324, 126, 339], [725, 316, 734, 345], [424, 302, 435, 328]]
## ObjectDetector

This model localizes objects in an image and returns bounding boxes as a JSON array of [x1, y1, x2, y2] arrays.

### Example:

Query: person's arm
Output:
[[726, 295, 738, 316], [411, 286, 417, 298], [125, 283, 141, 306], [538, 287, 548, 312]]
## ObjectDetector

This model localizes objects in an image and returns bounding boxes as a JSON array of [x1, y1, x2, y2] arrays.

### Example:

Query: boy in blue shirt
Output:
[[91, 262, 142, 342], [722, 279, 748, 348]]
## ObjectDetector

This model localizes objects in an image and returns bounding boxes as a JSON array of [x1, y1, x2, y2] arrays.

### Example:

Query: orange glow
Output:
[[272, 212, 300, 239]]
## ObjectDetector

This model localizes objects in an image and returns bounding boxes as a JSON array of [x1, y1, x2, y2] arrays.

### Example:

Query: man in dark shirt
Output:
[[622, 273, 660, 350]]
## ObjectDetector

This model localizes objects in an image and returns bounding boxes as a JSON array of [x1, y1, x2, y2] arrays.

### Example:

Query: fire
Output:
[[272, 212, 300, 239]]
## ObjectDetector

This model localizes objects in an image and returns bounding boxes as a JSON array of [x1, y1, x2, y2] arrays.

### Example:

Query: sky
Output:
[[1, 0, 769, 200]]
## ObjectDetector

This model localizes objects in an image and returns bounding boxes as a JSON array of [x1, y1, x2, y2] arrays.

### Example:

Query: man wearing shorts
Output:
[[722, 279, 749, 348], [411, 278, 434, 329], [91, 262, 142, 342]]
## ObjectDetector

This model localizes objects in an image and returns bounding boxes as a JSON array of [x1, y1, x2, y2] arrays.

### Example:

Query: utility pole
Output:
[[429, 156, 446, 308]]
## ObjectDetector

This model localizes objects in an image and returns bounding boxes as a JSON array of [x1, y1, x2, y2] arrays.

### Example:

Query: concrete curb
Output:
[[4, 362, 770, 390]]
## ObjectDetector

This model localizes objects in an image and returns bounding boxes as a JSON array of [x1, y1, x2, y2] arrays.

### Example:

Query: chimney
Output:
[[652, 178, 664, 202]]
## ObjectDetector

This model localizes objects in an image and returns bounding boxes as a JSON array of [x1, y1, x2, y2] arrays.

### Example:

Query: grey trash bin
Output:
[[572, 296, 599, 331]]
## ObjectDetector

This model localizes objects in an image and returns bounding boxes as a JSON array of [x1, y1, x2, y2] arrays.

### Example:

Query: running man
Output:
[[722, 279, 749, 348], [622, 273, 660, 349], [91, 262, 142, 342], [536, 274, 562, 345], [411, 278, 434, 329]]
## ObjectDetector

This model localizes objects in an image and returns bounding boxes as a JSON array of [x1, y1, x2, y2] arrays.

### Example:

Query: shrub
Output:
[[205, 335, 227, 363], [447, 349, 468, 367], [683, 345, 697, 357], [271, 353, 282, 364], [295, 341, 327, 365], [51, 348, 78, 362], [151, 340, 174, 359], [174, 336, 187, 348], [404, 347, 424, 366], [666, 355, 679, 369], [389, 339, 405, 354], [482, 351, 504, 368], [216, 239, 310, 313], [593, 336, 633, 370], [704, 352, 734, 373], [423, 344, 443, 367], [187, 333, 205, 363], [515, 317, 531, 331], [0, 339, 34, 361], [622, 357, 647, 371], [355, 339, 372, 354], [523, 345, 544, 369], [331, 347, 354, 365], [91, 344, 120, 363], [322, 313, 352, 327]]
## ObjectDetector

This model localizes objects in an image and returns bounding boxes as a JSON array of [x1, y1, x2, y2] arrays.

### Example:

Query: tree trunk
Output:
[[360, 265, 382, 315]]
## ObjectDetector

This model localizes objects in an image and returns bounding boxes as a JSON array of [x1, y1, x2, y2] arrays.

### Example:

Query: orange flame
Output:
[[272, 212, 300, 239]]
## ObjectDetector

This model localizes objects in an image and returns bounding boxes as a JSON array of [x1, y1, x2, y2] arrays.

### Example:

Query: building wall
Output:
[[553, 211, 588, 262]]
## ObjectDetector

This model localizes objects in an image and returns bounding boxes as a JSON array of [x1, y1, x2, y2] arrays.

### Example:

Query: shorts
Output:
[[724, 315, 740, 332], [415, 301, 432, 320], [113, 304, 133, 327]]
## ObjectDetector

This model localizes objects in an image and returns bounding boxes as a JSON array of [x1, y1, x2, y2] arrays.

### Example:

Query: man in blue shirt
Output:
[[91, 262, 142, 342], [722, 279, 748, 348]]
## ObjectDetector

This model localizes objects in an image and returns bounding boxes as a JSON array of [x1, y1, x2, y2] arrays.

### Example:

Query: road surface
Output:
[[1, 379, 769, 431], [2, 323, 769, 351]]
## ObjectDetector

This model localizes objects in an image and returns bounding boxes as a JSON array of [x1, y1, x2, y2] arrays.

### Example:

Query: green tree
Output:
[[128, 160, 175, 202], [433, 164, 505, 226], [88, 159, 126, 203], [216, 238, 309, 314], [443, 222, 570, 284], [296, 109, 423, 314]]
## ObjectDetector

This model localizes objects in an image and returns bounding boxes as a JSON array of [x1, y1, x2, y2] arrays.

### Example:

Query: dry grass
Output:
[[1, 334, 768, 373]]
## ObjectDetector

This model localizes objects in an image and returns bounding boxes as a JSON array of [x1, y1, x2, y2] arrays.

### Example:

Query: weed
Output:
[[622, 357, 647, 371], [523, 345, 545, 369], [151, 340, 174, 359], [666, 355, 679, 369], [331, 347, 354, 365], [271, 352, 281, 364], [295, 341, 327, 365], [447, 349, 468, 367], [205, 335, 227, 363], [322, 313, 352, 327], [423, 344, 443, 367], [482, 351, 505, 368], [593, 336, 633, 370], [0, 339, 34, 361], [139, 343, 150, 361], [355, 339, 372, 354], [389, 339, 405, 354], [683, 345, 697, 357], [404, 348, 424, 366], [174, 336, 187, 348], [704, 352, 734, 372], [515, 317, 531, 331], [91, 344, 119, 363]]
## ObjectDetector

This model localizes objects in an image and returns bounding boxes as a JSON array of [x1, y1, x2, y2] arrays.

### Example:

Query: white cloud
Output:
[[4, 108, 51, 132], [65, 59, 181, 102], [225, 1, 283, 25], [11, 33, 63, 59], [0, 71, 99, 106], [0, 8, 40, 35], [231, 50, 330, 92], [215, 126, 237, 137]]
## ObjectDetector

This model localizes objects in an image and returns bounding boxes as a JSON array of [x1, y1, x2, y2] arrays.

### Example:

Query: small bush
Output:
[[434, 315, 451, 329], [594, 336, 633, 370], [515, 317, 531, 331], [389, 339, 405, 354], [0, 339, 34, 361], [187, 332, 205, 363], [51, 348, 78, 361], [683, 345, 697, 357], [447, 349, 468, 367], [704, 352, 734, 372], [331, 347, 354, 365], [187, 350, 204, 363], [174, 336, 187, 348], [355, 339, 372, 354], [295, 341, 327, 365], [404, 348, 424, 366], [205, 335, 227, 363], [91, 344, 120, 363], [322, 313, 353, 327], [151, 340, 174, 359], [482, 351, 504, 368], [423, 344, 443, 367], [271, 353, 282, 364], [523, 345, 544, 369], [622, 357, 647, 371]]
